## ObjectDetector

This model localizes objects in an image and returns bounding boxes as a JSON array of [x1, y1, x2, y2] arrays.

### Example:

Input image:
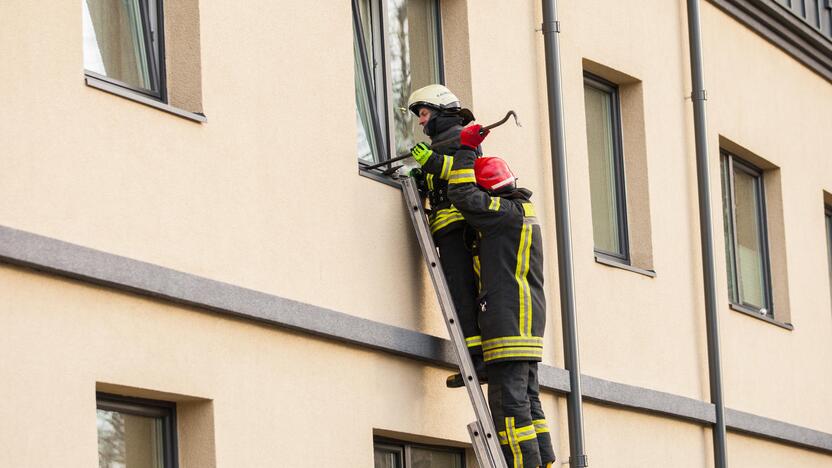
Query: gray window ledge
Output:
[[730, 303, 794, 330], [0, 224, 829, 454], [595, 254, 656, 278], [358, 166, 403, 189], [85, 75, 207, 123]]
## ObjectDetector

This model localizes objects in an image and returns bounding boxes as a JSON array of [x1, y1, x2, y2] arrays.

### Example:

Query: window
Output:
[[97, 393, 177, 468], [826, 205, 832, 303], [353, 0, 443, 166], [374, 440, 463, 468], [773, 0, 832, 39], [83, 0, 165, 101], [583, 73, 628, 261], [721, 151, 773, 316]]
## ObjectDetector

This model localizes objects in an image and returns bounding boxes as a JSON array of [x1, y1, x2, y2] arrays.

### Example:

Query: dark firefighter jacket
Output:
[[447, 147, 546, 363], [417, 114, 479, 236]]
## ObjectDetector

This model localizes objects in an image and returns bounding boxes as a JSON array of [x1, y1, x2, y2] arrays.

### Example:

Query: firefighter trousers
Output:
[[434, 226, 484, 372], [487, 361, 556, 468]]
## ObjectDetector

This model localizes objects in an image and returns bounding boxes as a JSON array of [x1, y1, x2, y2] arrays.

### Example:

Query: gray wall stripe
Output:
[[1, 224, 830, 454]]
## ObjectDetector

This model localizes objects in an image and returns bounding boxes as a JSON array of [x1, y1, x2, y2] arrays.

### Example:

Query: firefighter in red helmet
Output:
[[447, 124, 556, 468]]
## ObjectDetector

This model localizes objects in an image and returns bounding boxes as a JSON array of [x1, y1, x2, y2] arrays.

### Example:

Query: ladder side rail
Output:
[[401, 177, 507, 468]]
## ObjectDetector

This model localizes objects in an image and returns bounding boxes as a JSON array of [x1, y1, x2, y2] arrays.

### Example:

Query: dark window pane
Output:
[[721, 154, 772, 314], [721, 158, 738, 303], [355, 25, 380, 164], [354, 0, 441, 164], [374, 446, 403, 468], [410, 446, 464, 468], [584, 82, 622, 256], [386, 0, 440, 155], [97, 409, 164, 468], [83, 0, 160, 95], [732, 168, 767, 309], [826, 209, 832, 301]]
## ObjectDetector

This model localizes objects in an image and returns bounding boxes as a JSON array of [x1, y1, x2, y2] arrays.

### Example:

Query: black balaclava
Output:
[[424, 112, 465, 139], [423, 108, 475, 138]]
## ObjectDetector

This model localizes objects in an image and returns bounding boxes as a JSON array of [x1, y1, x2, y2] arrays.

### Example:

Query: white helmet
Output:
[[407, 84, 461, 116]]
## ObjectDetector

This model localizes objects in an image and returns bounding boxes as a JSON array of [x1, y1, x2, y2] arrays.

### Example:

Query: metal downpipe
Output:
[[685, 1, 728, 466], [541, 1, 588, 466]]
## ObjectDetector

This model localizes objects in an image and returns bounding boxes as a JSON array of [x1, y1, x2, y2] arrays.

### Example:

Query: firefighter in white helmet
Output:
[[406, 84, 485, 388]]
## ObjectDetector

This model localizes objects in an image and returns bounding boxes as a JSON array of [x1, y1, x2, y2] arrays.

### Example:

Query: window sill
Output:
[[729, 303, 794, 330], [358, 166, 402, 189], [85, 75, 207, 123], [594, 254, 656, 278]]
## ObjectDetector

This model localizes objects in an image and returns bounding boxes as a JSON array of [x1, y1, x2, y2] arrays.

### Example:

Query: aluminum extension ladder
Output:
[[400, 176, 508, 468]]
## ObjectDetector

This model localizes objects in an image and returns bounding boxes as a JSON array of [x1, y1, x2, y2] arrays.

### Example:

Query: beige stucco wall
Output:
[[702, 2, 832, 433], [7, 263, 830, 467], [728, 432, 832, 467], [0, 265, 486, 467], [1, 0, 831, 465], [552, 0, 709, 402]]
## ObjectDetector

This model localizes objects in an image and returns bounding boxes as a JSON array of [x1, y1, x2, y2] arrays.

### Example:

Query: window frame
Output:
[[373, 438, 465, 468], [583, 72, 630, 263], [825, 205, 832, 306], [721, 151, 775, 317], [352, 0, 445, 171], [83, 0, 168, 103], [96, 392, 179, 468]]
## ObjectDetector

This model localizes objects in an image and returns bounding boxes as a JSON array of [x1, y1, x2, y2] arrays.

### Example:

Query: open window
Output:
[[83, 0, 205, 122], [84, 0, 165, 100], [719, 141, 792, 329], [721, 152, 774, 317], [353, 0, 444, 173]]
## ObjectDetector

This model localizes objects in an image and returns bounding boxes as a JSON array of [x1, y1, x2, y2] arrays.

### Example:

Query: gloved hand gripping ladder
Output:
[[400, 176, 508, 468]]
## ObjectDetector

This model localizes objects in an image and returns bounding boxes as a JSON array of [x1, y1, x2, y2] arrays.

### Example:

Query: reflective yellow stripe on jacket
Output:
[[482, 336, 544, 351], [429, 206, 464, 234], [448, 168, 475, 185], [533, 419, 549, 434], [466, 335, 482, 349], [484, 346, 543, 362], [472, 254, 482, 291], [440, 155, 453, 180], [516, 212, 534, 336], [482, 336, 544, 363]]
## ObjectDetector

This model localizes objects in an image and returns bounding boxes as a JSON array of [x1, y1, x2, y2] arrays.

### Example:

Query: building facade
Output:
[[1, 0, 831, 467]]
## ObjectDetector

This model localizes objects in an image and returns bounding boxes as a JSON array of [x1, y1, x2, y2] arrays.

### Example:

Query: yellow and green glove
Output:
[[410, 142, 433, 166]]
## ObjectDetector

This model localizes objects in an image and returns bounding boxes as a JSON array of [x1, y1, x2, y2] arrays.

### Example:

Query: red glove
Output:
[[459, 124, 489, 149]]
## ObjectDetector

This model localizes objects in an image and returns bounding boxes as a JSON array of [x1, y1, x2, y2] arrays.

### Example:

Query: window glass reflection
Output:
[[97, 409, 164, 468], [83, 0, 159, 95]]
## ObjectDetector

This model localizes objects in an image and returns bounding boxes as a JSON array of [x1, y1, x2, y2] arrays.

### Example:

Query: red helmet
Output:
[[474, 157, 516, 193]]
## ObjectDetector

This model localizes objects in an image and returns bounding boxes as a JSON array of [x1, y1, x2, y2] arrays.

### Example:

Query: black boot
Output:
[[446, 356, 487, 388]]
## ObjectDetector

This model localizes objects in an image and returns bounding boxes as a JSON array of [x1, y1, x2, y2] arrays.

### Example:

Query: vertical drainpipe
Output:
[[685, 1, 728, 467], [540, 1, 589, 467]]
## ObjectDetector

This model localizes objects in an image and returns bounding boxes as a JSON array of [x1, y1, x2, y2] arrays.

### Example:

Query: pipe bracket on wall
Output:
[[691, 89, 709, 101], [570, 455, 589, 467], [542, 20, 561, 33]]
